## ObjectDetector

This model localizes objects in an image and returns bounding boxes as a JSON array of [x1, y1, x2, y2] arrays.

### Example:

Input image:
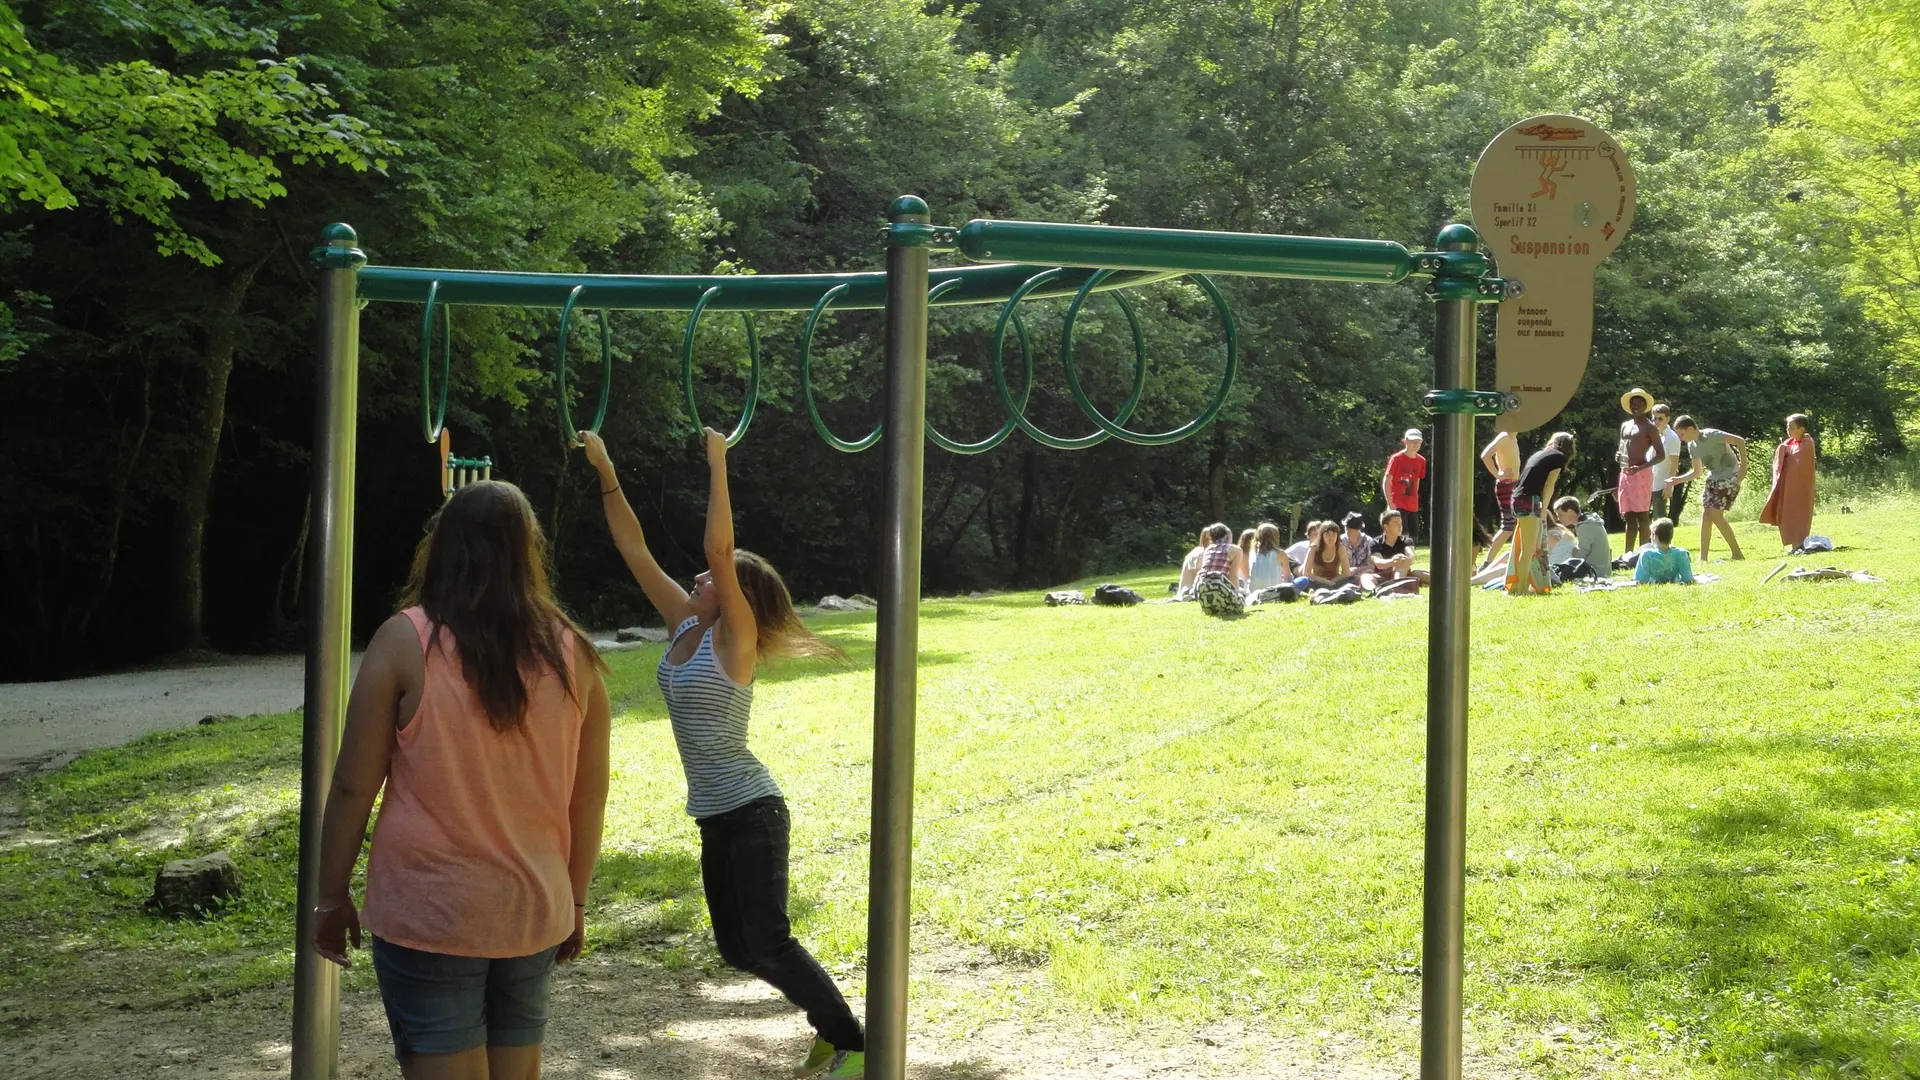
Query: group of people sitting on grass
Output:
[[1175, 508, 1433, 614]]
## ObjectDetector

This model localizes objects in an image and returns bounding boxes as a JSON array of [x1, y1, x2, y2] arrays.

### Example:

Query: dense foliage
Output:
[[0, 0, 1911, 676]]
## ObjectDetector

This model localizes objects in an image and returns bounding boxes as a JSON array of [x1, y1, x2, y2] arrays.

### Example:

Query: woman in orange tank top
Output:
[[312, 482, 611, 1080]]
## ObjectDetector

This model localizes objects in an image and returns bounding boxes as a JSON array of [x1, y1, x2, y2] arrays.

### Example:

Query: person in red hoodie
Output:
[[1381, 428, 1427, 541]]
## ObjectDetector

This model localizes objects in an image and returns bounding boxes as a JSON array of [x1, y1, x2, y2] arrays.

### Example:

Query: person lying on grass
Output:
[[313, 481, 613, 1080], [1633, 517, 1696, 585], [581, 428, 867, 1080]]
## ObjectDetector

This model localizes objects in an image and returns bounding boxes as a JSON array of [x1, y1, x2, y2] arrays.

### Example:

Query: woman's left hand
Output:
[[312, 897, 362, 968], [557, 906, 586, 964], [703, 426, 727, 465]]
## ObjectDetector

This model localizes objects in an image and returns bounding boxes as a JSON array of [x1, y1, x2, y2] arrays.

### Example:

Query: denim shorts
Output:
[[370, 937, 559, 1058]]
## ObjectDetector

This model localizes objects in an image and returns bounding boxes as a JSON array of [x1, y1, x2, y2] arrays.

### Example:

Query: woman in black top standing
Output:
[[1507, 432, 1575, 594]]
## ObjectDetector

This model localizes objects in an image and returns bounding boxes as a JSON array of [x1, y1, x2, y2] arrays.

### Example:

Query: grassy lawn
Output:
[[3, 495, 1916, 1077]]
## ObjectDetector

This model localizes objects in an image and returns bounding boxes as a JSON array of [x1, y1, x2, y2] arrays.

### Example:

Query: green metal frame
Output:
[[301, 202, 1523, 1080]]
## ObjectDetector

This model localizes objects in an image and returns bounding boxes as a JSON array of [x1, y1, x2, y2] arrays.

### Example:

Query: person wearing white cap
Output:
[[1382, 428, 1427, 541], [1613, 388, 1666, 553]]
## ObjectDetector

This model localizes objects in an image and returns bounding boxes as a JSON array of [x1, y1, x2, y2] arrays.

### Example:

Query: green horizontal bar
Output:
[[955, 220, 1418, 283], [358, 264, 1174, 312]]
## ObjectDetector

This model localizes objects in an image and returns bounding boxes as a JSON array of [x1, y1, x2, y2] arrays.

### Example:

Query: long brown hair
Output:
[[733, 550, 846, 662], [400, 481, 604, 732]]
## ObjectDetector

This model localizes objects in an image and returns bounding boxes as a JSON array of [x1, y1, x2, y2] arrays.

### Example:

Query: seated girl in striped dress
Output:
[[581, 428, 865, 1080]]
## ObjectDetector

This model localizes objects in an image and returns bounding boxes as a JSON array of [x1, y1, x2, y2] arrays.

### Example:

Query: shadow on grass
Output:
[[1561, 730, 1920, 1077]]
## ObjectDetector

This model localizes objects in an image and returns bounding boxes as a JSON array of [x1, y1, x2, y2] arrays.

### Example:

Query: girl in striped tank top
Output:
[[583, 428, 865, 1080]]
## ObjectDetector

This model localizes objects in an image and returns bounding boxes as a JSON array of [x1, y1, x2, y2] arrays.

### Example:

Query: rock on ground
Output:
[[148, 852, 241, 918]]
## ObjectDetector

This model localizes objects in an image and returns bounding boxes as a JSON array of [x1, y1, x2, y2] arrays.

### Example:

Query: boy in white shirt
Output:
[[1649, 403, 1682, 522]]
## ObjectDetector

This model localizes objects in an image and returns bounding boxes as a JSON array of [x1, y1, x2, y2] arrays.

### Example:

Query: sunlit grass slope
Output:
[[3, 497, 1915, 1077]]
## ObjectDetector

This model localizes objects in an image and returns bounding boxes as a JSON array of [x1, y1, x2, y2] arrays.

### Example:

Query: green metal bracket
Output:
[[1410, 249, 1490, 279], [1423, 389, 1512, 416], [884, 222, 957, 249], [448, 455, 493, 469], [1425, 275, 1517, 303], [1410, 246, 1512, 303]]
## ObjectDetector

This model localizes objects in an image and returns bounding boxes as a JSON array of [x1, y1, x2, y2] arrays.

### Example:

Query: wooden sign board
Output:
[[1470, 115, 1636, 433]]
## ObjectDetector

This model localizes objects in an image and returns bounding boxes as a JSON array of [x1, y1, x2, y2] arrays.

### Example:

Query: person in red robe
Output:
[[1759, 413, 1816, 549]]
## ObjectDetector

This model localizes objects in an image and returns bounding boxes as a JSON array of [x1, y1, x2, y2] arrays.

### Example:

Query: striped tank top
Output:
[[657, 615, 782, 818]]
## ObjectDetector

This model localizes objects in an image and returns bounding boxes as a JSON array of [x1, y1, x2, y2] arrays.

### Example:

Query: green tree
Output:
[[1773, 0, 1920, 434], [0, 0, 775, 671]]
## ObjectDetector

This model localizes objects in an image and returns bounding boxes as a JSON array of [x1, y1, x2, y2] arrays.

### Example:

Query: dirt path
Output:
[[5, 941, 1423, 1080], [0, 653, 347, 777]]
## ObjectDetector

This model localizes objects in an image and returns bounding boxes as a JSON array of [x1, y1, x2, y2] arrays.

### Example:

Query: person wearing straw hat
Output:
[[1613, 387, 1666, 554], [1381, 427, 1427, 542]]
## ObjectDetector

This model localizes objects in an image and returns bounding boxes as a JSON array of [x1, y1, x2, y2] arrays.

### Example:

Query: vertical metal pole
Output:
[[293, 224, 364, 1080], [866, 195, 931, 1080], [1420, 224, 1479, 1080]]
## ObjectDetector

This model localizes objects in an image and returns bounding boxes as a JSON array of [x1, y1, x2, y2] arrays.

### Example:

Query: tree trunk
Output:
[[64, 356, 157, 663], [1048, 468, 1083, 583], [1207, 429, 1229, 522], [172, 259, 265, 649], [936, 474, 997, 564], [1012, 449, 1039, 581]]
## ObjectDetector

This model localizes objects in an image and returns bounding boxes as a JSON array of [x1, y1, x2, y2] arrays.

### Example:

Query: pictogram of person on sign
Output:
[[1533, 153, 1568, 199]]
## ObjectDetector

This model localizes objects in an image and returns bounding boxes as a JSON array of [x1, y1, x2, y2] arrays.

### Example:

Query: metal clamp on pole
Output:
[[1422, 389, 1512, 416], [883, 219, 958, 251]]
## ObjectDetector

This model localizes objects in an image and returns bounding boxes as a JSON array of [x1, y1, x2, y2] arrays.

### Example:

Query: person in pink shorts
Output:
[[1613, 388, 1665, 553]]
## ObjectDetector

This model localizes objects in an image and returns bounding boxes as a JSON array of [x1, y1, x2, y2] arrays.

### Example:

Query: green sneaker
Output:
[[794, 1038, 837, 1077], [825, 1050, 865, 1079]]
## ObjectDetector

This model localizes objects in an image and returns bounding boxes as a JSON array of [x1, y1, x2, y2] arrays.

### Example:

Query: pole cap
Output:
[[310, 223, 367, 271], [888, 195, 930, 220], [1435, 223, 1479, 251]]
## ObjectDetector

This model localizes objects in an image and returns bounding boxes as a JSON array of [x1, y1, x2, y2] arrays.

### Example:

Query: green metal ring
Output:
[[556, 285, 613, 446], [681, 286, 761, 447], [798, 283, 882, 453], [1008, 268, 1154, 450], [1044, 272, 1236, 446], [926, 277, 1036, 456], [420, 281, 451, 443]]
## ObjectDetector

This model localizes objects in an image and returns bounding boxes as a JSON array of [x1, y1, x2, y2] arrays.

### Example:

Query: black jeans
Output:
[[697, 796, 863, 1052]]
